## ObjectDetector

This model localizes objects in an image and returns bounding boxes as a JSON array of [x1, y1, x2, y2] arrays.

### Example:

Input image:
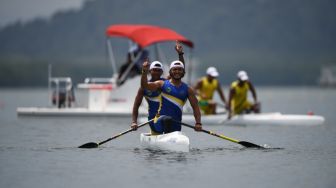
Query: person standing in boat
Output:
[[227, 70, 260, 119], [139, 60, 202, 134], [193, 66, 227, 114], [117, 44, 148, 86], [131, 41, 185, 131]]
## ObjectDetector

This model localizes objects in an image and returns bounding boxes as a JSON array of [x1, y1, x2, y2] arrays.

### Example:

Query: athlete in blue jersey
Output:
[[131, 41, 185, 131], [140, 60, 202, 134], [131, 61, 165, 130]]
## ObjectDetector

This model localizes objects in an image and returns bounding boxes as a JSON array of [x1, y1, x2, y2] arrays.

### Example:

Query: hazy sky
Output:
[[0, 0, 86, 27]]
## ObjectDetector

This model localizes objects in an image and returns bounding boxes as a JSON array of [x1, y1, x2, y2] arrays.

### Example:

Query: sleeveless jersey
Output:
[[230, 81, 250, 114], [144, 78, 165, 120], [157, 80, 189, 127], [198, 77, 218, 100]]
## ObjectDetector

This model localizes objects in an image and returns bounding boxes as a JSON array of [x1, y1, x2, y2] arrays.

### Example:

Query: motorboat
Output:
[[16, 24, 326, 127], [17, 76, 148, 117], [17, 24, 194, 117]]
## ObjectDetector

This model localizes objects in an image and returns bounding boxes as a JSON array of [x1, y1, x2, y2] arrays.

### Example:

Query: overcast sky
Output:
[[0, 0, 86, 27]]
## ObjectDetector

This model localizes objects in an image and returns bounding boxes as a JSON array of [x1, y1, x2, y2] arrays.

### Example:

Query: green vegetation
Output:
[[0, 0, 335, 86]]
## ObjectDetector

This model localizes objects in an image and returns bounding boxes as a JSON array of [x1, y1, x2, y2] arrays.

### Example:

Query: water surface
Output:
[[0, 87, 335, 188]]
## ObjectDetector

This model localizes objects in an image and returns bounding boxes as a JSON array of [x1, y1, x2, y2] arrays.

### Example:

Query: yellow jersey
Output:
[[198, 77, 218, 100], [230, 81, 252, 114]]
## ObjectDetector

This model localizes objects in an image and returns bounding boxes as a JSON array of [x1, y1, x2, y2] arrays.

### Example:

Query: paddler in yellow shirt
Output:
[[228, 70, 260, 119], [194, 67, 227, 115]]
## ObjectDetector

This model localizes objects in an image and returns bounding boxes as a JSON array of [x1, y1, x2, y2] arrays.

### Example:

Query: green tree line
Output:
[[0, 0, 335, 86]]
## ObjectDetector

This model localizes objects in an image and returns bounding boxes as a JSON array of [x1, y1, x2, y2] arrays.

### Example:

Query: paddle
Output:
[[179, 121, 264, 149], [78, 119, 153, 148]]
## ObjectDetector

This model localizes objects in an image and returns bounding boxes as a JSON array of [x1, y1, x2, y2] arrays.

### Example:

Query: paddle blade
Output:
[[78, 142, 99, 148], [238, 141, 264, 149]]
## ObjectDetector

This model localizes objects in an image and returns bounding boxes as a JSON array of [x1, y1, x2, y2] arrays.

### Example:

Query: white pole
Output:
[[106, 38, 118, 78], [48, 64, 52, 107], [55, 79, 59, 108], [187, 48, 193, 85]]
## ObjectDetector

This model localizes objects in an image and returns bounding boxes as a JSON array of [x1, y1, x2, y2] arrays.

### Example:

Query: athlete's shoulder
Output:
[[231, 80, 239, 88], [201, 76, 207, 82], [181, 81, 189, 88]]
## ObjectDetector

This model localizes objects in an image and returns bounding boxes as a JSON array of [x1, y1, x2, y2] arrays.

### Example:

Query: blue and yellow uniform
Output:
[[152, 80, 189, 134], [144, 78, 165, 129]]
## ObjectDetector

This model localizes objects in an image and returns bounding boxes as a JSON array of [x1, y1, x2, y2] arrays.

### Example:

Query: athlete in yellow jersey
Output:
[[194, 67, 227, 114], [228, 70, 259, 119]]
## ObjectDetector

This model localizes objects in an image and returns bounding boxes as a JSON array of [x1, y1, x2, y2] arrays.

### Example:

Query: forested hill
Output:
[[0, 0, 335, 86]]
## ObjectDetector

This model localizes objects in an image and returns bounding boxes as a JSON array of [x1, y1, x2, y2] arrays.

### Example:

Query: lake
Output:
[[0, 87, 335, 188]]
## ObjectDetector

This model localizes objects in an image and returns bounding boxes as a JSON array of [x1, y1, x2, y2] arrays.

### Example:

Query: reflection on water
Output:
[[131, 145, 285, 165], [133, 148, 188, 163]]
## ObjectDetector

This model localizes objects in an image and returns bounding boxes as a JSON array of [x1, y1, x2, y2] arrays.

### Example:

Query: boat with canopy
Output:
[[17, 24, 194, 117], [16, 24, 325, 127]]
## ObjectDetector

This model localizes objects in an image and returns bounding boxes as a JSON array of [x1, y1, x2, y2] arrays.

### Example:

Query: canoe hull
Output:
[[181, 112, 325, 126], [140, 131, 190, 152]]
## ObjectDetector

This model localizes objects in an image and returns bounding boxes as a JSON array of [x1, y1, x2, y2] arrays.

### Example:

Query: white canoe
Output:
[[181, 112, 325, 126], [140, 131, 190, 152]]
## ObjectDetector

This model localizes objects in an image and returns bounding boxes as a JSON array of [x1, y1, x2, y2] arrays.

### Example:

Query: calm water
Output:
[[0, 87, 336, 188]]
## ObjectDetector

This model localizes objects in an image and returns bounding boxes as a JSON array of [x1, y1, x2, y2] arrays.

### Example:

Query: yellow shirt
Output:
[[230, 81, 251, 114], [198, 77, 218, 100]]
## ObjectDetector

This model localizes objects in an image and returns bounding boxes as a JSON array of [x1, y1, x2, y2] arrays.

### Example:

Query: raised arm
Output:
[[187, 87, 202, 131], [141, 59, 163, 91], [175, 41, 185, 65]]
